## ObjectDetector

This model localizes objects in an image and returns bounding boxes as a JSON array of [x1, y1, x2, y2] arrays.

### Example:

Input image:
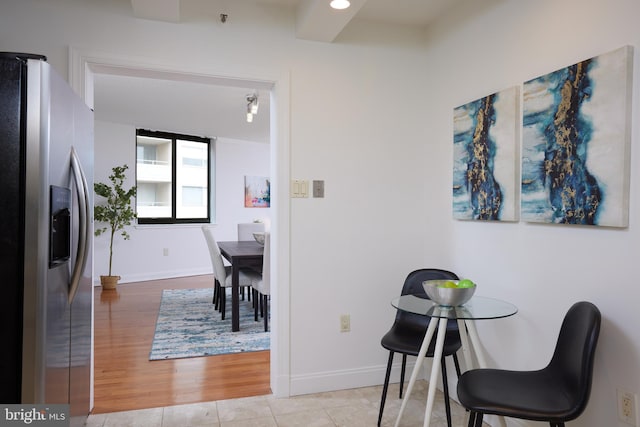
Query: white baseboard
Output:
[[290, 365, 387, 396], [289, 360, 427, 396], [272, 373, 290, 398], [92, 268, 211, 286]]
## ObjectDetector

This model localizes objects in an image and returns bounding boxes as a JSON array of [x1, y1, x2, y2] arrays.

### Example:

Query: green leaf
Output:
[[94, 164, 137, 276]]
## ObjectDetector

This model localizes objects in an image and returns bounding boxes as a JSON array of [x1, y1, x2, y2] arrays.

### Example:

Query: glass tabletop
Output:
[[391, 294, 518, 320]]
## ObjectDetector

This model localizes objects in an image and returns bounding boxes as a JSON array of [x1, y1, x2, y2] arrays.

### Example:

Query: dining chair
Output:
[[457, 301, 601, 427], [378, 268, 462, 427], [201, 226, 260, 319], [237, 222, 266, 241], [237, 222, 266, 300], [251, 232, 270, 332]]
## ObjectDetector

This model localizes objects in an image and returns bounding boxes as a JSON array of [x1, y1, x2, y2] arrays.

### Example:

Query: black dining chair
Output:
[[378, 268, 462, 427], [457, 301, 601, 427]]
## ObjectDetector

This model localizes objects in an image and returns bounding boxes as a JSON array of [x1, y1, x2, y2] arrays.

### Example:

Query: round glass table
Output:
[[391, 294, 518, 320], [391, 295, 517, 427]]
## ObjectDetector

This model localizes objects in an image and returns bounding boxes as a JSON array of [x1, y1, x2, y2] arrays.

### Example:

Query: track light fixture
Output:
[[246, 93, 259, 123]]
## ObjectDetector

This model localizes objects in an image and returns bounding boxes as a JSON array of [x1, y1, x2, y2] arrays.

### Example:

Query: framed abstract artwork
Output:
[[521, 46, 633, 227], [244, 176, 270, 208], [453, 86, 519, 221]]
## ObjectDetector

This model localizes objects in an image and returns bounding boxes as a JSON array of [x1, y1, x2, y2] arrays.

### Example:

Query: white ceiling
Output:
[[94, 73, 271, 144], [130, 0, 468, 36], [94, 0, 466, 144]]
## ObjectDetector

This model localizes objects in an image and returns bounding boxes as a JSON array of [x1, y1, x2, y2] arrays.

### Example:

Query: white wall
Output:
[[214, 137, 271, 240], [94, 121, 270, 281], [421, 1, 640, 426], [2, 1, 640, 426]]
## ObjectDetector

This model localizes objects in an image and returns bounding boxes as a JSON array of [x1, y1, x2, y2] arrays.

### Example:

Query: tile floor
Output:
[[86, 380, 483, 427]]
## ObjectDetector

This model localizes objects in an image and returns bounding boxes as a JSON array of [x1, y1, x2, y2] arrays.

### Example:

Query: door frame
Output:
[[68, 47, 292, 401]]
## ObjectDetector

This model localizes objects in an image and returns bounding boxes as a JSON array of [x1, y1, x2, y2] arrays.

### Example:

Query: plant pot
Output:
[[100, 275, 121, 290]]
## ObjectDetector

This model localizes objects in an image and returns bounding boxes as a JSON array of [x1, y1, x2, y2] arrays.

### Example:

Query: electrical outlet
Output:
[[163, 248, 169, 256], [618, 389, 638, 426], [340, 314, 350, 332]]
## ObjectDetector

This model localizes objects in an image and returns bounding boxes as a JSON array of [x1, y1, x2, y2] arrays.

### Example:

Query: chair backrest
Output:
[[201, 226, 227, 284], [397, 268, 459, 330], [401, 268, 459, 297], [547, 301, 601, 420], [261, 232, 270, 292], [237, 222, 266, 241]]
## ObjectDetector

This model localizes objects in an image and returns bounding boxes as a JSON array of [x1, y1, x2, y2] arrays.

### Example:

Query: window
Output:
[[182, 186, 205, 207], [136, 129, 211, 224]]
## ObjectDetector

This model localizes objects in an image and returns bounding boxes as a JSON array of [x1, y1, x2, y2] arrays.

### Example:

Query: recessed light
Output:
[[330, 0, 350, 10]]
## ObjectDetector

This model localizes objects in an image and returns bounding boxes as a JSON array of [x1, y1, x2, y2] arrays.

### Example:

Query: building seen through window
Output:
[[136, 129, 211, 224]]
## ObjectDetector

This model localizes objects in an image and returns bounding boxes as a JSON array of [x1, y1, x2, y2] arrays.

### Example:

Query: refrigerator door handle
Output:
[[68, 146, 90, 303]]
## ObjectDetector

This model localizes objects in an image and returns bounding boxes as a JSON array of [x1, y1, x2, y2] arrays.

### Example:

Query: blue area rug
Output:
[[149, 288, 269, 360]]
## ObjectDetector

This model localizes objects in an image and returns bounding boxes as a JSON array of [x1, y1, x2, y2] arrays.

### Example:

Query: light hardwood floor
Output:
[[92, 275, 271, 415]]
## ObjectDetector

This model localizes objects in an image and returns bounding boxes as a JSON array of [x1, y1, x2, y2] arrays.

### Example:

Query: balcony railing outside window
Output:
[[136, 130, 211, 224]]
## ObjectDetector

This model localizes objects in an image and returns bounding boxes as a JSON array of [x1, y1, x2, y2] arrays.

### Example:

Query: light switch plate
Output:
[[291, 180, 309, 198]]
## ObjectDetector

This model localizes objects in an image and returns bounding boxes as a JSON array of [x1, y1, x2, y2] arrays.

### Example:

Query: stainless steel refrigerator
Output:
[[0, 52, 93, 426]]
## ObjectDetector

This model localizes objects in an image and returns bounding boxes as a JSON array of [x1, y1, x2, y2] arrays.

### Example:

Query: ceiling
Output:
[[130, 0, 468, 40], [94, 73, 271, 144], [94, 0, 466, 144]]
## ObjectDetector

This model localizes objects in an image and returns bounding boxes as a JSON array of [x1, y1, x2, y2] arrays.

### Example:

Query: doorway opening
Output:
[[70, 49, 291, 409]]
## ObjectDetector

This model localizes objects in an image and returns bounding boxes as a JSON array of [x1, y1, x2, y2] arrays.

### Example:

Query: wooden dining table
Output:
[[217, 240, 264, 332]]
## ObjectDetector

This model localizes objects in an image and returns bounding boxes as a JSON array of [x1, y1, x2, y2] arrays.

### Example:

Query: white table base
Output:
[[393, 308, 507, 427]]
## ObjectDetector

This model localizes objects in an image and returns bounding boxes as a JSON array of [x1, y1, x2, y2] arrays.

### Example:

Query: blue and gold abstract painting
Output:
[[453, 87, 519, 221], [521, 46, 632, 227]]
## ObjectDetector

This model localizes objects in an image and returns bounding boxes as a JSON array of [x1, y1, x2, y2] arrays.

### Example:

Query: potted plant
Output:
[[94, 164, 137, 290]]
